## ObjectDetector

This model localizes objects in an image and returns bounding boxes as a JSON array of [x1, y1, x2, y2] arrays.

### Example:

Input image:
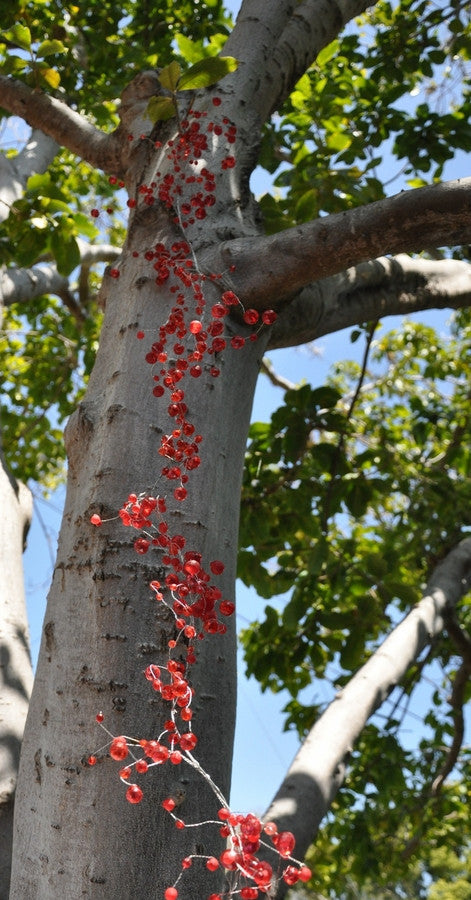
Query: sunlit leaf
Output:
[[177, 55, 238, 90]]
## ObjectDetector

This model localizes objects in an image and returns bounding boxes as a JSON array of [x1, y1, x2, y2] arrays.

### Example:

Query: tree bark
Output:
[[0, 461, 33, 900], [10, 83, 270, 895]]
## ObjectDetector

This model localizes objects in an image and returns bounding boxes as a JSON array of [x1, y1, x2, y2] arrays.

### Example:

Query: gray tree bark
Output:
[[0, 463, 32, 899]]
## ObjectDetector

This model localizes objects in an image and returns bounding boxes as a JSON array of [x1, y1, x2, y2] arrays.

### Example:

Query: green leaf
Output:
[[177, 55, 238, 90], [158, 61, 182, 92], [3, 24, 31, 50], [147, 95, 177, 123], [36, 39, 67, 57], [51, 231, 80, 276]]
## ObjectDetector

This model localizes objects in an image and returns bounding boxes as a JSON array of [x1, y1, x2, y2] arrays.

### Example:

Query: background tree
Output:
[[0, 0, 470, 898]]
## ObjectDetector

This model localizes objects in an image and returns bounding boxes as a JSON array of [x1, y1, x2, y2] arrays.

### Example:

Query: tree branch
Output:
[[220, 178, 471, 307], [266, 255, 471, 350], [0, 76, 123, 175], [431, 659, 470, 795], [261, 537, 471, 897], [0, 242, 120, 314], [260, 358, 296, 391]]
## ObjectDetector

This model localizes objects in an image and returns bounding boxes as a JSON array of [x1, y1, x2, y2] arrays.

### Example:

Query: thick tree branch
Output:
[[262, 537, 471, 898], [266, 255, 471, 350], [220, 178, 471, 307], [0, 76, 123, 175]]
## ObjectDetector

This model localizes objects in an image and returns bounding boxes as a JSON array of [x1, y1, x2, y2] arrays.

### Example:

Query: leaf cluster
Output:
[[0, 0, 232, 126], [258, 0, 471, 234]]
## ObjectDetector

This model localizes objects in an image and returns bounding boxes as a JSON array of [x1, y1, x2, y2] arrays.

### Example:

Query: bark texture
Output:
[[268, 255, 471, 349], [10, 66, 269, 898], [0, 463, 33, 900]]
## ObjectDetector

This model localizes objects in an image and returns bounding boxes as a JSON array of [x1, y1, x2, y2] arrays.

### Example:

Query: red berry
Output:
[[87, 755, 97, 766], [90, 208, 99, 218], [162, 797, 176, 812], [206, 857, 219, 871], [262, 309, 277, 325], [90, 514, 102, 526], [164, 889, 178, 900]]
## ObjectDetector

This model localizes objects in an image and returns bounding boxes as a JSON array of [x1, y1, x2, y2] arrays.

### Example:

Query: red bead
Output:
[[110, 737, 128, 761], [179, 732, 197, 751], [125, 784, 143, 804], [274, 830, 296, 857], [283, 865, 299, 885], [299, 865, 312, 882], [243, 308, 259, 325], [206, 857, 219, 871]]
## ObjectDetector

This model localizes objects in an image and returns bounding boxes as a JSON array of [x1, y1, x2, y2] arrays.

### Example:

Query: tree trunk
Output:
[[0, 460, 33, 900], [10, 109, 269, 894]]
